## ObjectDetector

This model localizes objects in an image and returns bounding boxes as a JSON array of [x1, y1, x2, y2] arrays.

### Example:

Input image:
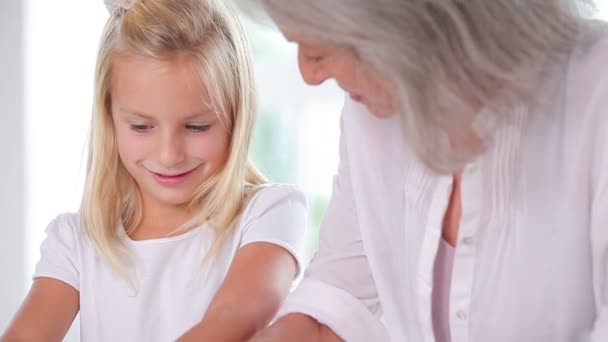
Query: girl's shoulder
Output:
[[34, 212, 87, 290], [42, 212, 84, 242], [240, 183, 307, 221], [234, 183, 309, 270]]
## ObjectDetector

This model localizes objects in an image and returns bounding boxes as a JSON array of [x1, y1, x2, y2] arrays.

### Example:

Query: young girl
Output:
[[2, 0, 307, 341]]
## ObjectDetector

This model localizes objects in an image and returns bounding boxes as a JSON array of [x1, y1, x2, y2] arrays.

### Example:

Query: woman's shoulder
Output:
[[557, 20, 608, 125], [569, 20, 608, 79]]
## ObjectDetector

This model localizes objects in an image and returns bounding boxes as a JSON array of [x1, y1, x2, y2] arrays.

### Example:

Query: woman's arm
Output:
[[589, 83, 608, 339], [177, 242, 297, 342], [589, 105, 608, 341], [1, 278, 79, 342]]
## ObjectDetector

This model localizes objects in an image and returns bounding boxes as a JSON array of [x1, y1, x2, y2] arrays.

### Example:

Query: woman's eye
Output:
[[307, 55, 324, 63], [186, 124, 211, 132], [130, 124, 152, 133]]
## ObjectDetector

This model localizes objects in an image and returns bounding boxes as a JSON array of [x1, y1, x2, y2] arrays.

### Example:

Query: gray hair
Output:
[[246, 0, 595, 173]]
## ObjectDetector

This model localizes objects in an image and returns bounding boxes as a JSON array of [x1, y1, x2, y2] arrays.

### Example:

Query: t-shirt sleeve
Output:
[[239, 184, 309, 277], [32, 213, 81, 291]]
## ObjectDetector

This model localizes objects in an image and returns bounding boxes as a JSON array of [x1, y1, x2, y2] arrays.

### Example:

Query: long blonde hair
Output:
[[250, 0, 594, 173], [81, 0, 265, 276]]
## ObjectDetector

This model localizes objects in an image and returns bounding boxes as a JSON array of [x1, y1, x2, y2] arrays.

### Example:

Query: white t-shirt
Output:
[[33, 184, 308, 342]]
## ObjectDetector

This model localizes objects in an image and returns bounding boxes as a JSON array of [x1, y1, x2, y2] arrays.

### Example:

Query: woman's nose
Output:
[[298, 50, 330, 86]]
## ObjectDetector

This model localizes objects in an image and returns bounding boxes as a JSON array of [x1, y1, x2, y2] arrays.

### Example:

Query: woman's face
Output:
[[281, 30, 397, 117]]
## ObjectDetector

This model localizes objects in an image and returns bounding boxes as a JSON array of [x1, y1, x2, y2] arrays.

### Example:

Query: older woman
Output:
[[245, 1, 608, 341]]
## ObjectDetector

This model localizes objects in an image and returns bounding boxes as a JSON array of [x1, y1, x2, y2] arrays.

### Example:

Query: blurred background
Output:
[[1, 1, 608, 340]]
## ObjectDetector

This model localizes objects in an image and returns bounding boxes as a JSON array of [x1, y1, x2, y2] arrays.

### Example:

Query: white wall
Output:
[[0, 1, 103, 338], [0, 0, 26, 331]]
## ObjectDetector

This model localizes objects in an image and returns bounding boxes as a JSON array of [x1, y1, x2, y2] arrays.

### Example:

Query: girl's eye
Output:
[[186, 124, 211, 132], [130, 124, 152, 133]]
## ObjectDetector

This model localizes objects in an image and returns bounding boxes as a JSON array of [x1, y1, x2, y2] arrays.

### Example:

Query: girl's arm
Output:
[[2, 278, 79, 342], [248, 313, 343, 342], [177, 242, 297, 342]]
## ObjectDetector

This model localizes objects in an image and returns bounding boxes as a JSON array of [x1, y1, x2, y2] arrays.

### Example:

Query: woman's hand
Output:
[[248, 313, 343, 342]]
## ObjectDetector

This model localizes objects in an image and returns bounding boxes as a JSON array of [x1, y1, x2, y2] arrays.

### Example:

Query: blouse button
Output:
[[456, 310, 468, 321], [464, 162, 479, 173], [461, 236, 474, 246]]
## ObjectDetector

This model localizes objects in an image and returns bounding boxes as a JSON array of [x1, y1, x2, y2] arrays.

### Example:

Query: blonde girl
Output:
[[3, 0, 307, 341]]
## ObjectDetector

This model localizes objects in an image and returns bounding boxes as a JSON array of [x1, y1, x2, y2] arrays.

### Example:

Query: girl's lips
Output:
[[150, 168, 196, 186]]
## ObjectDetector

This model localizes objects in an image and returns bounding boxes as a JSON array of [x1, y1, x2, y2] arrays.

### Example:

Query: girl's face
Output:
[[110, 54, 230, 211], [280, 29, 397, 117]]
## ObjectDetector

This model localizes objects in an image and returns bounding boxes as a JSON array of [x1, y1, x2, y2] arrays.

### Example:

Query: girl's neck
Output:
[[128, 199, 195, 241]]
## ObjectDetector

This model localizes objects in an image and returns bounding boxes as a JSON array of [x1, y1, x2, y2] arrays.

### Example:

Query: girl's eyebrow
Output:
[[117, 107, 154, 120], [183, 111, 216, 120], [118, 107, 215, 121]]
